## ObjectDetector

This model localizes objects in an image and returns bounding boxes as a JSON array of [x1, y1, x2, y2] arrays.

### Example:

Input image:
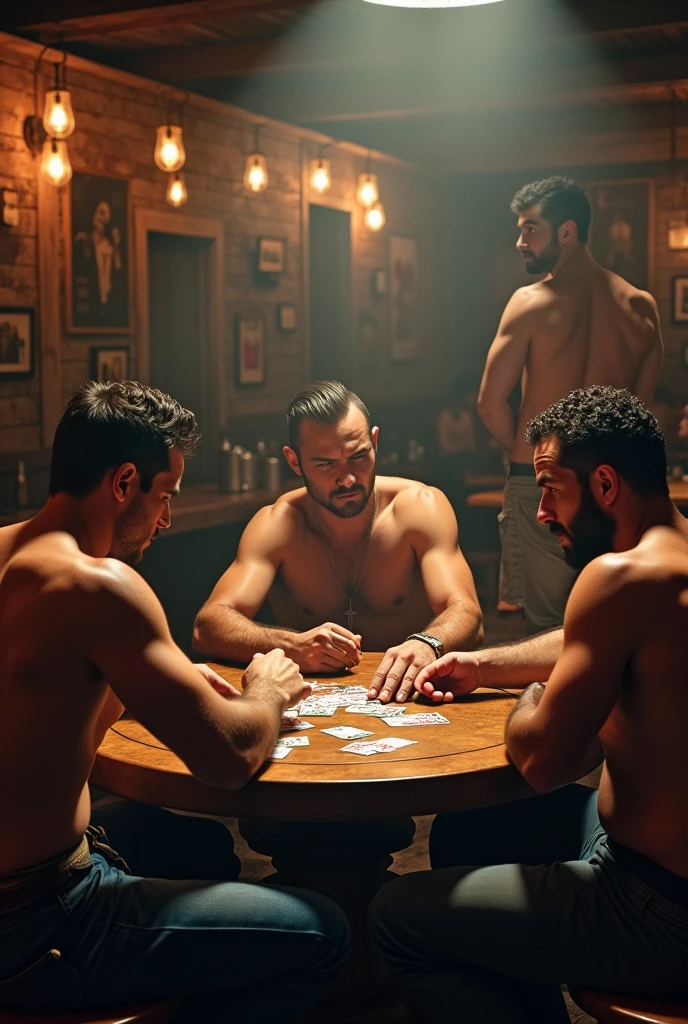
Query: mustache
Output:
[[330, 487, 364, 498], [548, 522, 569, 538]]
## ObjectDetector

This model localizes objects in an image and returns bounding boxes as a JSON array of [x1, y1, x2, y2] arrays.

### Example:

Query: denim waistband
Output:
[[607, 838, 688, 910]]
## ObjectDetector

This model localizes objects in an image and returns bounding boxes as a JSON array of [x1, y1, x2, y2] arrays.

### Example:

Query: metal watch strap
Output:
[[406, 632, 443, 658]]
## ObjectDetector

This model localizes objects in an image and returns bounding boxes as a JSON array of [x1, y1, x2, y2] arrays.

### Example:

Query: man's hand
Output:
[[414, 652, 482, 703], [369, 640, 436, 704], [286, 623, 361, 673], [242, 648, 311, 706], [194, 663, 242, 700]]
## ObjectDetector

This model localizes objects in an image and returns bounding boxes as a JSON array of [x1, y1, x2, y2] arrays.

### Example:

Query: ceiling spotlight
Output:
[[362, 0, 505, 6]]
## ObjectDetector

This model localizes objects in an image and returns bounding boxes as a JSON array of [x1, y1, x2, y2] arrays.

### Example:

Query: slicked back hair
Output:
[[511, 176, 592, 244], [287, 380, 372, 451], [49, 379, 199, 498], [524, 386, 668, 498]]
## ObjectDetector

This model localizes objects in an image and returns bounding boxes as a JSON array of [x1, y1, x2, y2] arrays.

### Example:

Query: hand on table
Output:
[[286, 623, 361, 673], [414, 652, 482, 703], [242, 648, 311, 706], [195, 663, 242, 699], [368, 640, 436, 704]]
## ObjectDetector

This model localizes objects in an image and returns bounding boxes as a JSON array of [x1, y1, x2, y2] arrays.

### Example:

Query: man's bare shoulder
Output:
[[506, 282, 555, 316], [381, 478, 454, 529], [244, 486, 309, 543], [599, 269, 659, 320]]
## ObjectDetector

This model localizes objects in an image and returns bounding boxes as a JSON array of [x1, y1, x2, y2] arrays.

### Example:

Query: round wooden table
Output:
[[92, 653, 532, 1023], [467, 480, 688, 510]]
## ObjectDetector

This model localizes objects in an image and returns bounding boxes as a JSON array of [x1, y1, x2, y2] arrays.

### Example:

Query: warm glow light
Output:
[[364, 202, 385, 231], [356, 172, 379, 207], [40, 138, 72, 187], [244, 152, 268, 192], [42, 89, 75, 139], [362, 0, 506, 6], [166, 172, 188, 208], [310, 157, 332, 194], [154, 124, 185, 172]]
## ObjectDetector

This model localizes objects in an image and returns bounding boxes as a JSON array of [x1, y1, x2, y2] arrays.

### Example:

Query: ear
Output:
[[558, 219, 577, 245], [111, 462, 138, 504], [371, 425, 379, 450], [283, 446, 302, 477], [590, 464, 619, 508]]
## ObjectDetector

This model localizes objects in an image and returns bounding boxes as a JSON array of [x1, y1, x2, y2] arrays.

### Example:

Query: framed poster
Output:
[[257, 237, 285, 274], [236, 313, 265, 385], [65, 171, 131, 333], [673, 276, 688, 324], [389, 235, 418, 361], [0, 307, 34, 379], [278, 303, 297, 332], [587, 179, 654, 291], [90, 345, 130, 380]]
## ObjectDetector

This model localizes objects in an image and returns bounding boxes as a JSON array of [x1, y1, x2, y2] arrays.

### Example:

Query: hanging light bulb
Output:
[[364, 201, 386, 232], [310, 155, 331, 194], [166, 172, 187, 208], [244, 152, 268, 193], [356, 159, 379, 207], [42, 59, 76, 140], [154, 124, 185, 173], [40, 138, 72, 187]]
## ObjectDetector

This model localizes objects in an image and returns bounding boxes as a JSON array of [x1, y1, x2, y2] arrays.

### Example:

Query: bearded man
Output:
[[193, 380, 482, 703], [478, 176, 663, 633]]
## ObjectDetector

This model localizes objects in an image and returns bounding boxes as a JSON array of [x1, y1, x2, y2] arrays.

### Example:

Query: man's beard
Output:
[[109, 496, 157, 565], [548, 486, 616, 569], [303, 472, 374, 520], [523, 238, 560, 275]]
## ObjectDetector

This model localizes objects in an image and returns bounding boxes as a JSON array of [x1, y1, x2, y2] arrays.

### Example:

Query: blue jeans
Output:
[[370, 787, 688, 1023], [0, 801, 350, 1020]]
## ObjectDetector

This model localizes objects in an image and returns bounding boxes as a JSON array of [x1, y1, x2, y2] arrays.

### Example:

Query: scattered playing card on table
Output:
[[346, 703, 407, 718], [269, 745, 292, 760], [280, 718, 314, 732], [275, 735, 309, 747], [297, 703, 336, 717], [380, 712, 450, 727], [340, 737, 417, 756], [321, 725, 374, 740]]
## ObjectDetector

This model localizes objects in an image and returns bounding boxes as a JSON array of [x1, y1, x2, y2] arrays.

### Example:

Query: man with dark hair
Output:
[[478, 174, 663, 633], [370, 386, 688, 1023], [0, 380, 349, 1020], [194, 380, 482, 703]]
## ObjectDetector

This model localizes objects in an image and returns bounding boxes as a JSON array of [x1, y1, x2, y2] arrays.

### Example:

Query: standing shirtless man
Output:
[[193, 380, 482, 704], [0, 381, 349, 1020], [478, 176, 663, 633]]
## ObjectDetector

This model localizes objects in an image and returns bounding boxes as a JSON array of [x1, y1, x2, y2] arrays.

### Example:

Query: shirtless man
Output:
[[193, 380, 482, 704], [479, 176, 663, 633], [0, 380, 348, 1020], [371, 387, 688, 1023]]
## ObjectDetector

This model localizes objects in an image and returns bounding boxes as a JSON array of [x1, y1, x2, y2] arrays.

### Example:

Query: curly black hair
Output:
[[50, 379, 199, 497], [511, 176, 591, 244], [524, 386, 668, 498]]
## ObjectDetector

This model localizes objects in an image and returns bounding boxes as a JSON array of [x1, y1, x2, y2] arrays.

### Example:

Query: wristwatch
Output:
[[406, 632, 444, 658]]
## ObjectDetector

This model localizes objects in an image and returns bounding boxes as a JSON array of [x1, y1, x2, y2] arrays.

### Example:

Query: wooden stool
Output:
[[569, 986, 688, 1023], [0, 1000, 179, 1024]]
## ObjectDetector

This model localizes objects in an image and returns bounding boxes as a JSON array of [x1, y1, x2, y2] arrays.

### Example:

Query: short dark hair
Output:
[[524, 386, 668, 498], [49, 380, 199, 498], [511, 176, 591, 244], [286, 380, 371, 450]]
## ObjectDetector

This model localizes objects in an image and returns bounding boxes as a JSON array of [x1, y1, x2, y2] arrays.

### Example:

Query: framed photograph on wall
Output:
[[673, 276, 688, 324], [257, 237, 285, 274], [65, 171, 131, 333], [236, 313, 265, 385], [0, 306, 34, 379], [90, 345, 130, 380], [389, 235, 418, 361], [278, 303, 297, 332], [587, 179, 654, 291]]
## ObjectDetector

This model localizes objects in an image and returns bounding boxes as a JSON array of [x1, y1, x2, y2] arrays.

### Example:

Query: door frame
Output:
[[133, 209, 227, 432]]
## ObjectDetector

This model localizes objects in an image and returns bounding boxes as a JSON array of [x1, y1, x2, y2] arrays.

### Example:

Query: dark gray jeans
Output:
[[370, 787, 688, 1023]]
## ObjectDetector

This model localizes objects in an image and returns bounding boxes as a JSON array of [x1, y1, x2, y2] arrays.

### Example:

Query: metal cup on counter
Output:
[[240, 449, 257, 491], [265, 456, 281, 492], [218, 440, 244, 493]]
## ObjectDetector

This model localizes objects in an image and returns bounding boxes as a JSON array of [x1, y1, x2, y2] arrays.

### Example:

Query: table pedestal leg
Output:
[[238, 818, 416, 1023]]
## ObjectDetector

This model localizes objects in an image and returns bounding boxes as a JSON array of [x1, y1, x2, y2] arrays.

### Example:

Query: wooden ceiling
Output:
[[4, 0, 688, 172]]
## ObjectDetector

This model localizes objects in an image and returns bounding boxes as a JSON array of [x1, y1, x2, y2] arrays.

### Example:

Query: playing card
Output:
[[380, 712, 450, 727], [275, 735, 309, 747], [346, 703, 407, 718], [297, 703, 336, 717], [269, 745, 292, 759], [280, 718, 314, 732], [340, 737, 417, 756], [321, 725, 375, 740]]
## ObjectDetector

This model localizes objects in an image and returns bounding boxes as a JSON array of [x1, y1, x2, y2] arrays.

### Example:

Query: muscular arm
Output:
[[505, 556, 636, 792], [478, 290, 532, 451], [631, 292, 664, 406]]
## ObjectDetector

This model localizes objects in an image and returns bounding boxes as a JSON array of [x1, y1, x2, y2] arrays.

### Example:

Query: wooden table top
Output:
[[92, 653, 533, 822], [466, 479, 688, 509]]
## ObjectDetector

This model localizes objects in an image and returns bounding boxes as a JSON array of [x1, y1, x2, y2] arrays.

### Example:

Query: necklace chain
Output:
[[313, 489, 377, 623]]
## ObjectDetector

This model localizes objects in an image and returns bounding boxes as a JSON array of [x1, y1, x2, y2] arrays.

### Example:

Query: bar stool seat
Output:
[[569, 986, 688, 1023], [0, 1000, 179, 1024]]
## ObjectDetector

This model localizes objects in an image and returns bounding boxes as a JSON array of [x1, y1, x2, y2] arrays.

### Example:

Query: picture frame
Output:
[[389, 235, 419, 362], [278, 303, 297, 332], [371, 268, 387, 298], [236, 313, 265, 386], [90, 345, 130, 381], [0, 306, 34, 379], [257, 237, 285, 274], [668, 220, 688, 251], [65, 170, 132, 334], [673, 276, 688, 324], [587, 179, 655, 292]]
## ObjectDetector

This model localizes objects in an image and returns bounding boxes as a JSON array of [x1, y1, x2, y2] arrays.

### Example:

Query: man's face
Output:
[[109, 448, 183, 565], [284, 407, 377, 520], [534, 438, 616, 570], [516, 206, 561, 276]]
